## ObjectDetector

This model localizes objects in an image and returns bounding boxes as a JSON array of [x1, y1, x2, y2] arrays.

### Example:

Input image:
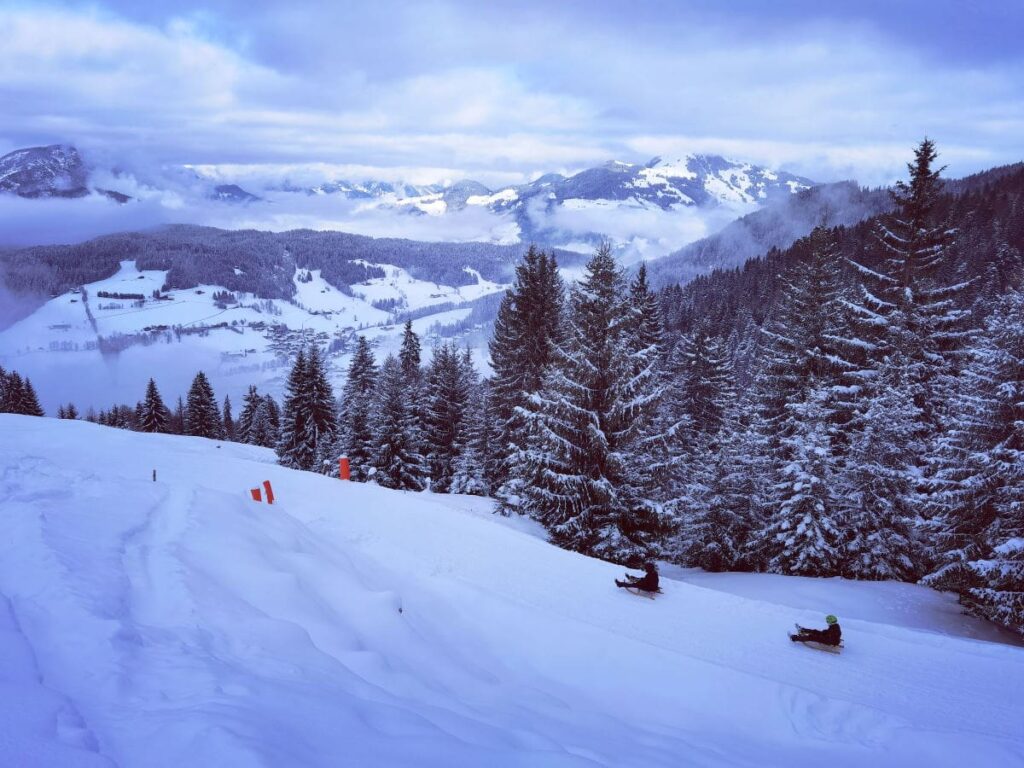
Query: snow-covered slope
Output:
[[1, 415, 1022, 767]]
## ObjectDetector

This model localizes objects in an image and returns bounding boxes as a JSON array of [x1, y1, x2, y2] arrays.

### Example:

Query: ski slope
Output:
[[1, 415, 1022, 767]]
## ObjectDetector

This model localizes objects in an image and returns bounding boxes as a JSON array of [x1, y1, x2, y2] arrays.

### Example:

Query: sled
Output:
[[790, 624, 843, 653], [623, 586, 662, 600]]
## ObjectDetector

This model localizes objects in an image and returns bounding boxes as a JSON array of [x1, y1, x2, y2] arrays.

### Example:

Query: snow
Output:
[[465, 188, 519, 207], [2, 414, 1023, 768]]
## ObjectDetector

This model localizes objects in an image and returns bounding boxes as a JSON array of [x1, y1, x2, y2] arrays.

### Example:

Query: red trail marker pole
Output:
[[339, 457, 351, 481], [263, 480, 275, 505], [250, 488, 262, 502]]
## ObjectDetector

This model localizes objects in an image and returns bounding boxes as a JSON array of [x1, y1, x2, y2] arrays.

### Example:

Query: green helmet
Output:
[[825, 615, 839, 625]]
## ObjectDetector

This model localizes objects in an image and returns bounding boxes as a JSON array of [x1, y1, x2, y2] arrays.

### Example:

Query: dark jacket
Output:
[[802, 624, 842, 645], [628, 571, 660, 592]]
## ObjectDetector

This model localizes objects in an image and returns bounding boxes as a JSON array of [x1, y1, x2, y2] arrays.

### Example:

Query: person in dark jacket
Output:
[[616, 562, 660, 592], [791, 615, 842, 646]]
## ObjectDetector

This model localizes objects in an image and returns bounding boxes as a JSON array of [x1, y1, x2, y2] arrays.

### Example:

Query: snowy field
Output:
[[1, 414, 1022, 767]]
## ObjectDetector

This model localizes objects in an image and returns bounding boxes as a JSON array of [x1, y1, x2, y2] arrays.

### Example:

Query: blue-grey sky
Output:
[[1, 0, 1022, 186]]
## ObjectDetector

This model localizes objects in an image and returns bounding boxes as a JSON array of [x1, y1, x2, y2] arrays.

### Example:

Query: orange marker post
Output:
[[339, 457, 351, 481], [250, 488, 262, 502], [263, 480, 275, 505]]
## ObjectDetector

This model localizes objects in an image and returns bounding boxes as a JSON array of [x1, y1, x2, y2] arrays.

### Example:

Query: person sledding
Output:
[[790, 615, 842, 646], [615, 562, 660, 593]]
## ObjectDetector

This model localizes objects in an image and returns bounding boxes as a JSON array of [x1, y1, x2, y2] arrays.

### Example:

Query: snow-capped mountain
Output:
[[295, 155, 812, 217], [0, 144, 90, 198], [0, 143, 814, 257]]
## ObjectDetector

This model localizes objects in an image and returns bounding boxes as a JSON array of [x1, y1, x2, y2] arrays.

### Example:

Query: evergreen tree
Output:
[[21, 378, 44, 417], [222, 395, 235, 441], [926, 288, 1024, 632], [423, 342, 473, 493], [489, 246, 564, 508], [524, 244, 670, 563], [840, 357, 923, 580], [170, 397, 186, 435], [759, 388, 844, 575], [450, 367, 490, 496], [277, 347, 338, 471], [371, 355, 426, 491], [236, 385, 262, 444], [65, 402, 79, 420], [139, 378, 170, 434], [185, 372, 222, 439], [336, 336, 378, 480]]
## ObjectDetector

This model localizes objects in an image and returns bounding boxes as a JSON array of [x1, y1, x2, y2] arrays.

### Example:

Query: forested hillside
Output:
[[0, 225, 584, 302]]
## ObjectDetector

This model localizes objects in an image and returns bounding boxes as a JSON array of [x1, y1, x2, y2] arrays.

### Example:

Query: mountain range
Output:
[[0, 144, 814, 250]]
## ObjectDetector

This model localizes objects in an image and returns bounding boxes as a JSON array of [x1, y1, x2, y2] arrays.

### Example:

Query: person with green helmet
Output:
[[790, 615, 842, 646]]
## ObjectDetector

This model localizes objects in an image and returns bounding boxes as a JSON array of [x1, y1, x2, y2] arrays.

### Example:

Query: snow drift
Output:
[[0, 415, 1022, 767]]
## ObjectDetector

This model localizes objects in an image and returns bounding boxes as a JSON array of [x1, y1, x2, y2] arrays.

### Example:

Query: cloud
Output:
[[1, 2, 1022, 196]]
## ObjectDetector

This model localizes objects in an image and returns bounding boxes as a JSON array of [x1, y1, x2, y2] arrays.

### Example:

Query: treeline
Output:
[[0, 365, 44, 416]]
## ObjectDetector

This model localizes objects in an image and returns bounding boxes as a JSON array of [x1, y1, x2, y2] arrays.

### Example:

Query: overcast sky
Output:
[[1, 0, 1022, 186]]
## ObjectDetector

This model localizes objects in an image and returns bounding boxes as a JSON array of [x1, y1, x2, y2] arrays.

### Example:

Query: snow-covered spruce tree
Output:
[[371, 354, 426, 491], [185, 372, 222, 439], [523, 244, 670, 563], [334, 336, 378, 480], [749, 227, 851, 574], [925, 288, 1024, 632], [398, 320, 428, 460], [277, 346, 338, 472], [758, 388, 845, 575], [622, 263, 673, 495], [423, 342, 473, 493], [222, 395, 235, 441], [847, 139, 970, 469], [282, 346, 337, 473], [840, 355, 924, 580], [1, 371, 45, 417], [489, 246, 564, 510], [262, 395, 281, 446], [449, 350, 489, 496], [236, 385, 262, 444], [139, 378, 170, 434], [680, 397, 769, 572]]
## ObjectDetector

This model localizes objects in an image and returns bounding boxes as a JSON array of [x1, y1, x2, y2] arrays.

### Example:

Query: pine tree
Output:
[[21, 378, 44, 417], [236, 385, 262, 444], [759, 388, 844, 575], [840, 357, 923, 580], [170, 397, 186, 435], [423, 342, 472, 493], [489, 246, 564, 509], [847, 139, 970, 464], [450, 350, 489, 499], [747, 227, 852, 574], [277, 347, 337, 471], [336, 336, 378, 480], [185, 372, 222, 439], [65, 402, 79, 420], [139, 378, 170, 434], [222, 395, 235, 441], [524, 244, 669, 563], [926, 288, 1024, 632], [371, 355, 426, 491]]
